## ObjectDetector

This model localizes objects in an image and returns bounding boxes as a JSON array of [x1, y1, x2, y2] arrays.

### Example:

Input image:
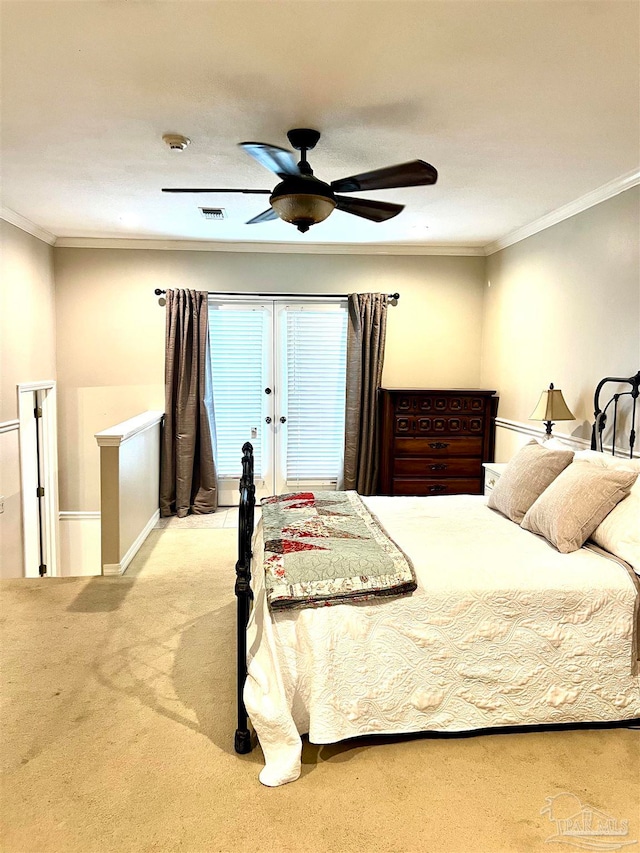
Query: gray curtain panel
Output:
[[160, 289, 218, 517], [343, 292, 388, 494]]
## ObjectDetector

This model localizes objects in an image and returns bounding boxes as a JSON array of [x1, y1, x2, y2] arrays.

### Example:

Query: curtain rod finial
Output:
[[154, 288, 164, 296]]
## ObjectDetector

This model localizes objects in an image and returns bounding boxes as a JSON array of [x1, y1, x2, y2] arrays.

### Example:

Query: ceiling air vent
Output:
[[200, 207, 226, 220]]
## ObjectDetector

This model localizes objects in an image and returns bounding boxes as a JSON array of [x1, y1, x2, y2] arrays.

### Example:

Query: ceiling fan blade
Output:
[[246, 207, 279, 225], [334, 195, 404, 222], [331, 160, 438, 193], [162, 188, 271, 194], [239, 142, 301, 178]]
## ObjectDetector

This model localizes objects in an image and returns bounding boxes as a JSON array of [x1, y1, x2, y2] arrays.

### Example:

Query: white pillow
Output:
[[573, 450, 640, 574], [537, 437, 577, 452], [573, 449, 639, 469]]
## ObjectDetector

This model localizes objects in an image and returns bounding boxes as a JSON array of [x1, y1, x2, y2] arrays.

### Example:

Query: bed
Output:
[[233, 372, 640, 786]]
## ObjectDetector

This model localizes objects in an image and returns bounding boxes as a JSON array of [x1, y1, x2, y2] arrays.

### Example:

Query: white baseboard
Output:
[[59, 511, 101, 577], [103, 509, 160, 576]]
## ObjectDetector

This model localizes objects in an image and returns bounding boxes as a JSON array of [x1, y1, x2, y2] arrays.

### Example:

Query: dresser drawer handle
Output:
[[429, 484, 446, 493], [429, 463, 447, 471], [429, 442, 449, 450]]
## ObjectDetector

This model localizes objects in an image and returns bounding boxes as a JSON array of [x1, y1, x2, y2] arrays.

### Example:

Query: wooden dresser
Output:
[[378, 389, 499, 496]]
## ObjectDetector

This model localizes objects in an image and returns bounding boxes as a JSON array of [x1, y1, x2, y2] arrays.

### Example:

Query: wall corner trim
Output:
[[95, 410, 164, 447]]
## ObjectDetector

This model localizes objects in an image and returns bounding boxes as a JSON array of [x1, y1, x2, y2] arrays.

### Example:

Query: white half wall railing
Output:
[[95, 411, 164, 576]]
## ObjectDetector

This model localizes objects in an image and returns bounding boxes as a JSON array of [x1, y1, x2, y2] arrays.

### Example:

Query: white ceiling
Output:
[[1, 0, 639, 250]]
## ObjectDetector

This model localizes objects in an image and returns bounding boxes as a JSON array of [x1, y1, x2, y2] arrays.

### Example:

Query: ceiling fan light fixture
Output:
[[163, 129, 439, 232], [270, 193, 337, 231]]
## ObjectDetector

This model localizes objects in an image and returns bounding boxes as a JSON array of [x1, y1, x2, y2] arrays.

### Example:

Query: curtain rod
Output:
[[153, 288, 400, 301]]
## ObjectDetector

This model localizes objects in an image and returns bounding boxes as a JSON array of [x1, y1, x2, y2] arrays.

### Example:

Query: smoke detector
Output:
[[200, 207, 226, 220], [163, 133, 191, 151]]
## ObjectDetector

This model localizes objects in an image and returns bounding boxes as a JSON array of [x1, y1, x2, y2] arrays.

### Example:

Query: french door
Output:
[[208, 298, 348, 505]]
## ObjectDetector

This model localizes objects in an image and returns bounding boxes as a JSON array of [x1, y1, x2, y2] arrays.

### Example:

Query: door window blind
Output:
[[208, 304, 268, 478], [284, 308, 347, 482]]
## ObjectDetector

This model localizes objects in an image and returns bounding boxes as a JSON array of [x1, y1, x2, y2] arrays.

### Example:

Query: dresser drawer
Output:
[[394, 415, 484, 436], [394, 457, 482, 478], [391, 477, 482, 496], [394, 394, 488, 415], [394, 436, 484, 457]]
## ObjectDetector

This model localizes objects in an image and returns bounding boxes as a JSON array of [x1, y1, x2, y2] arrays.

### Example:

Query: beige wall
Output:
[[481, 186, 640, 461], [1, 220, 56, 421], [4, 184, 639, 544], [53, 248, 486, 511], [0, 427, 23, 578], [0, 221, 56, 577]]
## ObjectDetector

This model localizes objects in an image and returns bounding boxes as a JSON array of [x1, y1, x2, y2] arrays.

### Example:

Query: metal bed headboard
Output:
[[591, 370, 640, 457]]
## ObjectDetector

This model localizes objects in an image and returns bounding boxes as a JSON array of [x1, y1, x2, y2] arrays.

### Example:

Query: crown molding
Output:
[[5, 168, 638, 256], [0, 206, 56, 245], [484, 168, 640, 256], [53, 237, 485, 256]]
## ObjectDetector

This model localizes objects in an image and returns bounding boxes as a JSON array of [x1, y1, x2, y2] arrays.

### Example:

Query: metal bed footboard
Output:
[[234, 441, 255, 754]]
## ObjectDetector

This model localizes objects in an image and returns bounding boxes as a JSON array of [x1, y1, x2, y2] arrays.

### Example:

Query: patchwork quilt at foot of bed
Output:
[[244, 495, 640, 786], [261, 490, 416, 611]]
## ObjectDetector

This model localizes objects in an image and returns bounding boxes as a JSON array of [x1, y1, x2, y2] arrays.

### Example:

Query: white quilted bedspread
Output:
[[244, 495, 640, 786]]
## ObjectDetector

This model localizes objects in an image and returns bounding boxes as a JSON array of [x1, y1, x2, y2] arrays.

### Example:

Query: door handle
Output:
[[280, 416, 287, 423], [265, 417, 272, 424]]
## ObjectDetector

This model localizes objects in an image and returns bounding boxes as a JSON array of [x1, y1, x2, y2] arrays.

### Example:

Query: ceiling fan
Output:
[[162, 128, 438, 233]]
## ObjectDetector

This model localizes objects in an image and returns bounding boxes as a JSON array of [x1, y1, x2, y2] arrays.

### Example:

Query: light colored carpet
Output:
[[1, 526, 638, 853], [154, 508, 245, 530]]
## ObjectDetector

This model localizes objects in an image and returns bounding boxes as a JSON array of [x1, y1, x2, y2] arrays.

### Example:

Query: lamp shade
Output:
[[270, 175, 337, 233], [530, 383, 575, 423]]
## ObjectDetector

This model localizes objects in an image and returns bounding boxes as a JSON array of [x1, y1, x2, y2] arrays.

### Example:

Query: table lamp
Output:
[[530, 383, 575, 436]]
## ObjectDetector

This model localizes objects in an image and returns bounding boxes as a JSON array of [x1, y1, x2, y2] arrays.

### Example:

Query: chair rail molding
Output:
[[495, 417, 590, 447], [58, 511, 101, 577], [495, 417, 638, 457]]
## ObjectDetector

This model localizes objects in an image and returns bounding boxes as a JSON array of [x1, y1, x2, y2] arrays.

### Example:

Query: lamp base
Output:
[[544, 421, 553, 435]]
